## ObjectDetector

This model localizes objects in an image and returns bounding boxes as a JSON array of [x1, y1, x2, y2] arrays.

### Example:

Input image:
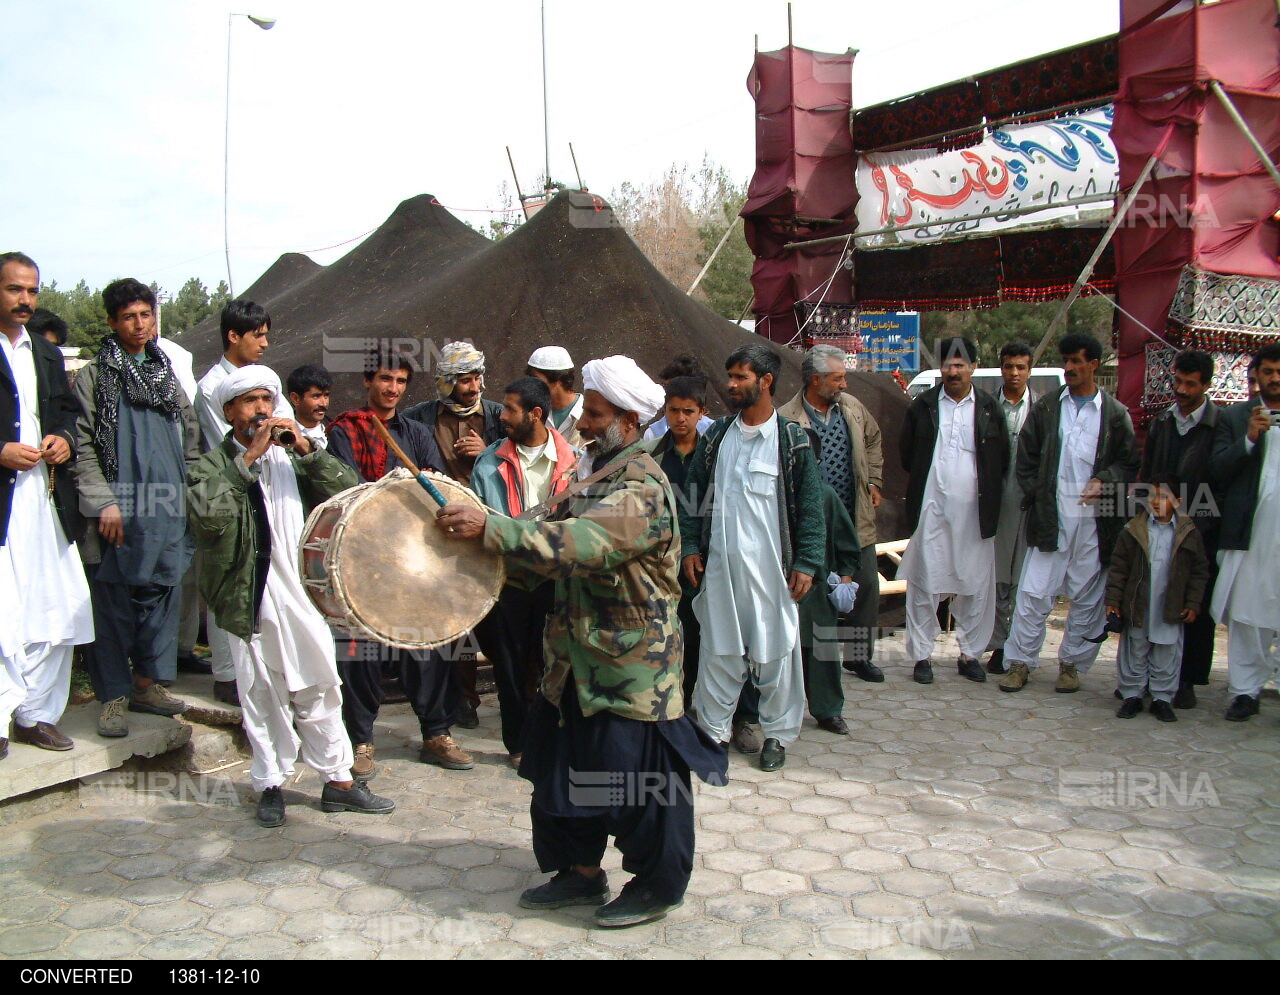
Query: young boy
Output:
[[1105, 473, 1209, 722]]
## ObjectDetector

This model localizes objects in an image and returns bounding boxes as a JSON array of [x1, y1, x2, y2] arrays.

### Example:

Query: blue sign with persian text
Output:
[[858, 312, 919, 372]]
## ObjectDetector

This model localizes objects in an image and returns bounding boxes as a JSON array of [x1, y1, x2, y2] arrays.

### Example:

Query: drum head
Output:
[[329, 470, 504, 650]]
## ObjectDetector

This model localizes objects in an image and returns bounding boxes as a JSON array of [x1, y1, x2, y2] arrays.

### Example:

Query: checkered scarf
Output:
[[93, 336, 183, 483]]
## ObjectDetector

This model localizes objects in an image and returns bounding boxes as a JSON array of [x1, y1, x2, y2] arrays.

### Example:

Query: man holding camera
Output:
[[1209, 343, 1280, 723]]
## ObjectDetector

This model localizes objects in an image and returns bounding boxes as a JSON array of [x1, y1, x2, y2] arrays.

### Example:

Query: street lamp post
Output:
[[224, 13, 276, 299]]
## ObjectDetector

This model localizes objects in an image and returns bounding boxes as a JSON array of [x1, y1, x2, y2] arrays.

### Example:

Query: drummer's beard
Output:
[[584, 419, 627, 470]]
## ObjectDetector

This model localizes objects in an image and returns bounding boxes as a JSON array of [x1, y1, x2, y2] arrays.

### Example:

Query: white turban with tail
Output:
[[214, 365, 283, 411], [581, 356, 665, 425]]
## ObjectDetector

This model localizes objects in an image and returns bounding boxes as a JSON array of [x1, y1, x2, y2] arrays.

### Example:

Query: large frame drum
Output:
[[300, 468, 504, 650]]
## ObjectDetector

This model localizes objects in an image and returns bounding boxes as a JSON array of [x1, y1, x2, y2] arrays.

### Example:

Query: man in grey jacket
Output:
[[778, 345, 886, 683], [985, 342, 1038, 674]]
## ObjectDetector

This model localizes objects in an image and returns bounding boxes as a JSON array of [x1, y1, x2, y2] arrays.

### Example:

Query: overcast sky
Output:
[[9, 0, 1117, 297]]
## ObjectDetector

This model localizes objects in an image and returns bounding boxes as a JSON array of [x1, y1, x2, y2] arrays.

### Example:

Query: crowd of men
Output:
[[2, 245, 1279, 928]]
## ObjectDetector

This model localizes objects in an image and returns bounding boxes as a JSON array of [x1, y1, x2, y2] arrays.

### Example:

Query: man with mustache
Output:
[[402, 341, 505, 728], [0, 252, 93, 758], [73, 278, 199, 737], [681, 344, 825, 772], [187, 367, 395, 826], [898, 338, 1009, 685], [1000, 333, 1138, 694], [1139, 350, 1220, 708], [328, 349, 471, 776], [1209, 343, 1280, 723], [195, 300, 295, 707], [437, 355, 726, 929], [470, 376, 577, 768], [779, 344, 886, 690], [286, 364, 332, 451]]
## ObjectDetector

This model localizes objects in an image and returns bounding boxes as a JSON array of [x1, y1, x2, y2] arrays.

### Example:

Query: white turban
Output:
[[581, 356, 665, 425], [214, 365, 282, 411]]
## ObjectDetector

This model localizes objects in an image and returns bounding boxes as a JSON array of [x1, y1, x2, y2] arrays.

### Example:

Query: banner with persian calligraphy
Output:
[[854, 106, 1118, 248]]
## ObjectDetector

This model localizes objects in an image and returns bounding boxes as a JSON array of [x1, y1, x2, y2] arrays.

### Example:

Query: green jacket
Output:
[[798, 483, 862, 653], [1017, 388, 1138, 566], [483, 441, 684, 722], [679, 414, 826, 579], [186, 436, 359, 642]]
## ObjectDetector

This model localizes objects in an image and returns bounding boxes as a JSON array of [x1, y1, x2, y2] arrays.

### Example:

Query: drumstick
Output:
[[369, 416, 449, 508]]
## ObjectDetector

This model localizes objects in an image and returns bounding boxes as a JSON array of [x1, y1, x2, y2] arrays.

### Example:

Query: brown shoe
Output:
[[213, 680, 241, 708], [999, 663, 1030, 693], [730, 722, 762, 754], [0, 737, 9, 760], [508, 753, 523, 770], [419, 734, 474, 770], [129, 682, 187, 716], [1055, 664, 1081, 694], [12, 721, 75, 752], [352, 742, 376, 780]]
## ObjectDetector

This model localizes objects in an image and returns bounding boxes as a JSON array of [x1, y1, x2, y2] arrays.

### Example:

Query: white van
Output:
[[906, 367, 1065, 399]]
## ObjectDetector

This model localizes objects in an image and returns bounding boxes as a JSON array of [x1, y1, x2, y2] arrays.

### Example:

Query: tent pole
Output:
[[688, 205, 745, 295], [1209, 80, 1280, 194], [787, 3, 793, 47], [1029, 154, 1160, 365], [569, 143, 584, 190], [506, 146, 531, 218]]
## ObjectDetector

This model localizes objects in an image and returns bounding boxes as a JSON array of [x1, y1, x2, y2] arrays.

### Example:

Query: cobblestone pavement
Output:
[[2, 629, 1278, 961]]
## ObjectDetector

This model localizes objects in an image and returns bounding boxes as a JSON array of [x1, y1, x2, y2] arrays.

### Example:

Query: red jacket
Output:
[[472, 427, 577, 515]]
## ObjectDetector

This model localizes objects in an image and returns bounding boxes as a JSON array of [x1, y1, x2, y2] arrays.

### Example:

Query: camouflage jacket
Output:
[[482, 440, 684, 722]]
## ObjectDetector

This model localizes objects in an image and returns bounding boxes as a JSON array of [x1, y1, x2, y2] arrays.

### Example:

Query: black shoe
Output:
[[1225, 694, 1260, 723], [985, 648, 1006, 675], [816, 716, 849, 735], [759, 738, 786, 772], [913, 660, 934, 685], [518, 869, 609, 910], [256, 786, 286, 828], [1113, 689, 1123, 700], [957, 657, 986, 683], [1172, 683, 1197, 710], [320, 780, 396, 814], [1116, 697, 1144, 719], [594, 880, 682, 928], [0, 738, 8, 761], [1150, 700, 1177, 723], [176, 653, 213, 676], [213, 680, 241, 708], [843, 661, 885, 683], [455, 700, 480, 730]]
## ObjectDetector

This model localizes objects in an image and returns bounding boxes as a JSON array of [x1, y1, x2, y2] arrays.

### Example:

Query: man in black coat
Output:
[[1208, 343, 1280, 723], [0, 252, 92, 757], [897, 337, 1009, 685], [1140, 350, 1221, 709]]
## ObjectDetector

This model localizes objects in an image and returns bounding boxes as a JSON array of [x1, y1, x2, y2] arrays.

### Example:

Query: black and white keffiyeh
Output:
[[93, 336, 184, 482]]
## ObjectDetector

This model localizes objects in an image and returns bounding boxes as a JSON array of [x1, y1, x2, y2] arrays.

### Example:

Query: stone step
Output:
[[0, 704, 191, 809]]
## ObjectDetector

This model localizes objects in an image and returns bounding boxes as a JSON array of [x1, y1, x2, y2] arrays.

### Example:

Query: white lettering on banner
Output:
[[855, 105, 1118, 246]]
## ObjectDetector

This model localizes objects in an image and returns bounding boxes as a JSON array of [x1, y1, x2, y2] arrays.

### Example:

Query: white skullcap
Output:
[[581, 356, 665, 424], [527, 345, 574, 371], [214, 365, 282, 411]]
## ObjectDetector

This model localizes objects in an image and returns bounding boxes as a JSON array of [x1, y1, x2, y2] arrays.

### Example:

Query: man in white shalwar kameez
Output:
[[897, 339, 1008, 685], [0, 252, 93, 756], [682, 344, 826, 773], [1209, 345, 1280, 723], [195, 300, 295, 706], [1000, 334, 1138, 694], [188, 368, 393, 826]]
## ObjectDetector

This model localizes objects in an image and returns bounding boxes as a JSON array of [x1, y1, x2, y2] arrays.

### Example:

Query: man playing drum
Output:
[[187, 367, 395, 827], [437, 355, 727, 929]]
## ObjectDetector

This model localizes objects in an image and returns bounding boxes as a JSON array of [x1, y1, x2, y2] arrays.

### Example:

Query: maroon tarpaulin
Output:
[[743, 46, 857, 344], [1114, 0, 1280, 421]]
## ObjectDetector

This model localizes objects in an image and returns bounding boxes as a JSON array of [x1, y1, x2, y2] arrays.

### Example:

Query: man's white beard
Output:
[[585, 419, 628, 471]]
